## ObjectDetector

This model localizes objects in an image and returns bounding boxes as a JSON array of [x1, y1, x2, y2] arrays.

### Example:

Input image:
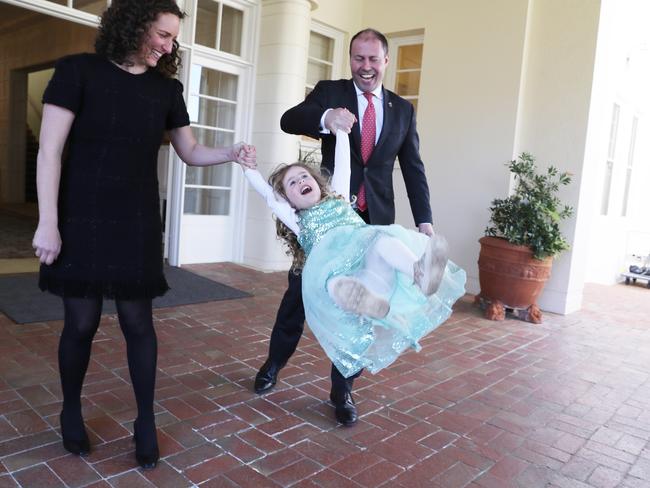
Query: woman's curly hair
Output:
[[268, 163, 338, 272], [95, 0, 186, 78]]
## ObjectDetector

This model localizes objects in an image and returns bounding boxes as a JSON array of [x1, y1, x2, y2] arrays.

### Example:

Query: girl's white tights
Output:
[[357, 236, 418, 295], [327, 236, 419, 318]]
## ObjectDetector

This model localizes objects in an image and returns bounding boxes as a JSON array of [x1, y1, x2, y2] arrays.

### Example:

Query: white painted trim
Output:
[[3, 0, 103, 26], [385, 33, 424, 93], [188, 0, 257, 62], [167, 0, 259, 265], [310, 20, 345, 81]]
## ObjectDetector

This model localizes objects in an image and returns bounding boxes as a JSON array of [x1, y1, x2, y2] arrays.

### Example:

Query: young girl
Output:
[[243, 131, 466, 378]]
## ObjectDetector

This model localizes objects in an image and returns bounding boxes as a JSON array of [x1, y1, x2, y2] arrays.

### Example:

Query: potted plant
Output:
[[477, 152, 573, 323]]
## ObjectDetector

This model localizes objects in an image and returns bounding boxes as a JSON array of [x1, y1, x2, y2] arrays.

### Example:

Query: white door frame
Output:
[[166, 54, 254, 265]]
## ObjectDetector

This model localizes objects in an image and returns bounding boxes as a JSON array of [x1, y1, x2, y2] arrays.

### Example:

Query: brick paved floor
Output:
[[1, 262, 649, 487]]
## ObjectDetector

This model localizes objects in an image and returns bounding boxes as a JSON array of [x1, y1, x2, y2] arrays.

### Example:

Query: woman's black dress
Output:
[[39, 53, 190, 299]]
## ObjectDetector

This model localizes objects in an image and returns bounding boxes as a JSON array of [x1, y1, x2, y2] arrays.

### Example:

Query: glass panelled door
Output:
[[178, 60, 243, 263]]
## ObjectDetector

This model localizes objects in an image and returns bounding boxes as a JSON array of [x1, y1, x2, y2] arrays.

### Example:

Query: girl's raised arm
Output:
[[244, 168, 300, 235], [331, 130, 351, 201]]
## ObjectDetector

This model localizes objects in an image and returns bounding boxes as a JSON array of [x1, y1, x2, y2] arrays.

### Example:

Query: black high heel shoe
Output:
[[60, 412, 90, 457], [133, 418, 159, 470]]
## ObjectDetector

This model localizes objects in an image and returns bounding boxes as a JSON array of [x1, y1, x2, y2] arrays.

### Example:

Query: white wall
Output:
[[363, 0, 531, 296], [245, 0, 649, 316], [513, 0, 601, 313], [583, 0, 650, 284]]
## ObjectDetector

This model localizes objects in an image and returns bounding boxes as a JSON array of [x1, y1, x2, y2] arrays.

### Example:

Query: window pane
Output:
[[607, 104, 620, 160], [396, 71, 420, 97], [601, 160, 613, 215], [186, 163, 233, 187], [622, 116, 638, 217], [196, 0, 219, 48], [221, 5, 243, 55], [185, 130, 235, 186], [73, 0, 106, 15], [193, 127, 235, 148], [307, 60, 330, 86], [309, 32, 333, 61], [621, 168, 632, 217], [200, 69, 238, 101], [397, 44, 423, 69], [184, 188, 230, 215], [197, 98, 236, 129], [628, 116, 638, 168]]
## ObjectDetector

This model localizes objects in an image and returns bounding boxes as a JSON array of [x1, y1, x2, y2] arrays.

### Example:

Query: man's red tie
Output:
[[356, 92, 375, 212]]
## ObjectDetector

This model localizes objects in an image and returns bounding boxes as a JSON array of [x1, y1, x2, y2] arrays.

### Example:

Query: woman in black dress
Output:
[[31, 0, 256, 470]]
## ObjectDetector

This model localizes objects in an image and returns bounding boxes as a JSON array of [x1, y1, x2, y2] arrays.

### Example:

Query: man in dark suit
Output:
[[254, 28, 434, 426]]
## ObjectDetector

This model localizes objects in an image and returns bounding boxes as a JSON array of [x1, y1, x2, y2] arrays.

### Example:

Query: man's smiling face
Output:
[[350, 35, 388, 93]]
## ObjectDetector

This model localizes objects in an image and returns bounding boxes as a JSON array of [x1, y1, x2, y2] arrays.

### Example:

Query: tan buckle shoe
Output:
[[329, 276, 390, 318]]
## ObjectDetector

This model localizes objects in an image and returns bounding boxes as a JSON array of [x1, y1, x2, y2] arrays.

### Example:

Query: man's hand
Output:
[[418, 223, 434, 237], [324, 108, 357, 133]]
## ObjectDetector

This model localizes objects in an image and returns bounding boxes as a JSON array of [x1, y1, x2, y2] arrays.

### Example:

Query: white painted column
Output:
[[244, 0, 318, 270], [513, 0, 602, 314]]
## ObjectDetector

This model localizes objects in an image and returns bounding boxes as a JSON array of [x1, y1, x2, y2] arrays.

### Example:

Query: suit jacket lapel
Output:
[[345, 80, 362, 162]]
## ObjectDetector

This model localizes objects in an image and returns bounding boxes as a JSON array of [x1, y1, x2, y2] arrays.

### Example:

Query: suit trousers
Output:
[[268, 270, 362, 394], [267, 208, 371, 394]]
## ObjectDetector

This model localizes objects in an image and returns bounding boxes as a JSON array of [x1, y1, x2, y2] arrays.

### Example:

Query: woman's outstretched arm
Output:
[[168, 126, 256, 169]]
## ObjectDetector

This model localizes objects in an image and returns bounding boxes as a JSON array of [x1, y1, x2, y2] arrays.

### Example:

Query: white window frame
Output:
[[5, 0, 104, 26], [184, 0, 257, 63], [306, 21, 345, 93], [621, 114, 638, 217], [601, 103, 620, 216], [166, 0, 259, 265], [385, 33, 424, 109], [300, 21, 345, 157]]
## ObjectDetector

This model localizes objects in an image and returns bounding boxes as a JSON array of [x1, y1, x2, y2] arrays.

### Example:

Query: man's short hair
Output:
[[349, 28, 389, 56]]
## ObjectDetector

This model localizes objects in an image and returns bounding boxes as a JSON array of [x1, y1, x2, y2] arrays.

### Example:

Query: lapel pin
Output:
[[388, 101, 392, 108]]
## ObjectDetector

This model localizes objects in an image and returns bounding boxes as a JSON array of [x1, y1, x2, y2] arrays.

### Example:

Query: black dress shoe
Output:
[[329, 391, 358, 426], [60, 412, 90, 457], [133, 418, 159, 470], [135, 445, 159, 470], [62, 436, 91, 457], [254, 359, 283, 394]]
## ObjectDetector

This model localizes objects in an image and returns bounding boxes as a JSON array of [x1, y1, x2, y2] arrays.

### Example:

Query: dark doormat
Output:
[[0, 265, 251, 324]]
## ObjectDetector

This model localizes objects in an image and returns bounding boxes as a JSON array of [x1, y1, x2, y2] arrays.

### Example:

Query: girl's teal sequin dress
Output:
[[298, 198, 466, 378]]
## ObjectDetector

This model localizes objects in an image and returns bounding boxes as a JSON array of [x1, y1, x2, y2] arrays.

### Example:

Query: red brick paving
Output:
[[1, 262, 650, 487]]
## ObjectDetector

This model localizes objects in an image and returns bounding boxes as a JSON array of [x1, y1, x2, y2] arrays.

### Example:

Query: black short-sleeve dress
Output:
[[39, 53, 190, 299]]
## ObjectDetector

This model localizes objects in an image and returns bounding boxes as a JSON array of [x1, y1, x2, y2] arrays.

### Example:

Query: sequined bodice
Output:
[[297, 198, 365, 256]]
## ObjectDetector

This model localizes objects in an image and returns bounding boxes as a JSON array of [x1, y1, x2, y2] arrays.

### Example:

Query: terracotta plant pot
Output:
[[476, 236, 552, 323]]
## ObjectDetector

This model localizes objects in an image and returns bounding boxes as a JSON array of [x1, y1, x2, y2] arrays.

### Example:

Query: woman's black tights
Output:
[[59, 297, 157, 442]]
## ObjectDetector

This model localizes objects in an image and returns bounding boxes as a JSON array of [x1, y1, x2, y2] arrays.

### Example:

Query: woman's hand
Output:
[[232, 142, 257, 169], [32, 223, 62, 265]]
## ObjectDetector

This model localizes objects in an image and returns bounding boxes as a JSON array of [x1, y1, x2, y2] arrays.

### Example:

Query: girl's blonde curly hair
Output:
[[268, 163, 338, 272]]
